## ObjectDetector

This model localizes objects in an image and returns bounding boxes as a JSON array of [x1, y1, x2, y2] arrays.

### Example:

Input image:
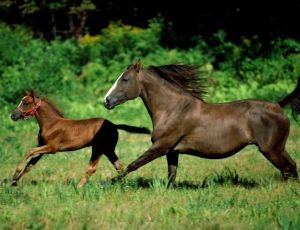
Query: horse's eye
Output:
[[122, 78, 128, 82], [23, 102, 29, 106]]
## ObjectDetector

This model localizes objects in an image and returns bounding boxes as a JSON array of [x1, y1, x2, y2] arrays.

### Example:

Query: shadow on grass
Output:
[[199, 168, 259, 189], [6, 168, 297, 189], [105, 168, 260, 190]]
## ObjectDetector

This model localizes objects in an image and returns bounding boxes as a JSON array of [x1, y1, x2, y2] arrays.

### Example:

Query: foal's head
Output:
[[104, 61, 142, 109], [11, 90, 41, 121]]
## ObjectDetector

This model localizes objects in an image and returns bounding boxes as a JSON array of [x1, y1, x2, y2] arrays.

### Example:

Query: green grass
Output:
[[1, 100, 300, 230]]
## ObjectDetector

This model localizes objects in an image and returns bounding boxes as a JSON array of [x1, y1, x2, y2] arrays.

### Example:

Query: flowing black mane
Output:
[[148, 64, 206, 100]]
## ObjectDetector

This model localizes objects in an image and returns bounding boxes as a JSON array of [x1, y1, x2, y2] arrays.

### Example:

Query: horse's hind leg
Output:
[[166, 152, 179, 188], [106, 151, 124, 173], [253, 115, 298, 179], [280, 150, 298, 179], [77, 147, 102, 188], [260, 148, 298, 180], [100, 121, 124, 173]]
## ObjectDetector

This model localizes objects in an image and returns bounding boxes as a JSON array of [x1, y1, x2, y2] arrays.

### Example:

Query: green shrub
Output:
[[79, 19, 162, 65], [0, 21, 300, 107]]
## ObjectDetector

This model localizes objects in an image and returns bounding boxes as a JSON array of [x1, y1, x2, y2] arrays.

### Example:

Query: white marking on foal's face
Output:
[[104, 72, 124, 103], [17, 96, 26, 108]]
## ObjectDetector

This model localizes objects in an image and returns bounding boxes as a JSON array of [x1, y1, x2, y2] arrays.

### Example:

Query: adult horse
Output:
[[11, 90, 150, 187], [104, 61, 299, 187]]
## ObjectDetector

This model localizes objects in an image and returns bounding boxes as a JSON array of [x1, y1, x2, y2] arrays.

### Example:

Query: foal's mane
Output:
[[148, 64, 206, 99], [27, 90, 64, 117], [41, 97, 64, 117]]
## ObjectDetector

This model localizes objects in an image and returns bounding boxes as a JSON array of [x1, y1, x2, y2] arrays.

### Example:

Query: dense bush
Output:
[[0, 20, 300, 107]]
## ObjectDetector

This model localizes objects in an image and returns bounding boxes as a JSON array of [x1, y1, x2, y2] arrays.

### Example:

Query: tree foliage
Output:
[[0, 0, 96, 38], [0, 21, 299, 106], [0, 0, 300, 47]]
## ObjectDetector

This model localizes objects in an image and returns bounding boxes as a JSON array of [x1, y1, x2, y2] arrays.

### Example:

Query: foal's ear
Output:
[[133, 60, 141, 73], [26, 89, 36, 99]]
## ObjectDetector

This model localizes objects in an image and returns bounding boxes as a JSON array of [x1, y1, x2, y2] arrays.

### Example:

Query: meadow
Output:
[[1, 21, 300, 229], [1, 102, 300, 230]]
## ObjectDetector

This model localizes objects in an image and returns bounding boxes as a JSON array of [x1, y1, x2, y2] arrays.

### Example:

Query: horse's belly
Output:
[[174, 133, 250, 159]]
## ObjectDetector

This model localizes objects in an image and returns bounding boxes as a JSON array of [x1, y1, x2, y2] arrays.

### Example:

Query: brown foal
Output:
[[104, 61, 299, 187], [11, 90, 150, 187]]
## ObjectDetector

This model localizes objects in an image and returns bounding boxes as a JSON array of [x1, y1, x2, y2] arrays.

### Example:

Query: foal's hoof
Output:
[[77, 183, 85, 189], [114, 160, 125, 173], [11, 180, 18, 186]]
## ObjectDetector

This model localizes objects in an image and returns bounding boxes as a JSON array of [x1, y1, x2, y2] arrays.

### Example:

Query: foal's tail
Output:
[[115, 124, 151, 134], [278, 77, 300, 121]]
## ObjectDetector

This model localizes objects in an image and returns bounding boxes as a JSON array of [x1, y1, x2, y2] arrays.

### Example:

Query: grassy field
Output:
[[1, 20, 300, 230], [1, 98, 300, 230]]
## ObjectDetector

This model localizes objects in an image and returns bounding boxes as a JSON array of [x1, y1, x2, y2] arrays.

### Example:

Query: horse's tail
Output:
[[278, 77, 300, 121], [115, 124, 151, 134]]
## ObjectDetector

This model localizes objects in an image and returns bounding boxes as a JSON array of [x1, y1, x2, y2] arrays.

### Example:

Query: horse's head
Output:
[[11, 90, 41, 121], [104, 61, 142, 109]]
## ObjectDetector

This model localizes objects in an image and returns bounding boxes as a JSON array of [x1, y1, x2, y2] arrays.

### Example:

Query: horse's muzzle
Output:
[[104, 98, 114, 110], [11, 110, 22, 121]]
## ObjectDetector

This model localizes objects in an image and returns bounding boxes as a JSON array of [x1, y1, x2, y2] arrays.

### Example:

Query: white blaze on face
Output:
[[18, 96, 26, 108], [104, 72, 124, 103]]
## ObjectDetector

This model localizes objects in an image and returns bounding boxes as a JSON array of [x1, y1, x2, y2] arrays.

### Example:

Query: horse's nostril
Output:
[[105, 97, 110, 105], [11, 113, 16, 121], [104, 97, 114, 109]]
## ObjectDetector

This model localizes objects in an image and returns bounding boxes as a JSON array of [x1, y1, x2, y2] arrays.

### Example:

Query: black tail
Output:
[[278, 77, 300, 121], [115, 124, 151, 134]]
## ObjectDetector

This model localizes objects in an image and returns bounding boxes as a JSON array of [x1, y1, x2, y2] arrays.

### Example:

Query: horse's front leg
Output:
[[112, 141, 172, 182], [12, 145, 54, 185], [11, 155, 43, 186], [166, 152, 179, 188]]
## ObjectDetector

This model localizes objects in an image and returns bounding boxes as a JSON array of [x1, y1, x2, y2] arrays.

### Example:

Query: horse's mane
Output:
[[41, 97, 64, 117], [148, 64, 206, 100], [26, 90, 65, 117]]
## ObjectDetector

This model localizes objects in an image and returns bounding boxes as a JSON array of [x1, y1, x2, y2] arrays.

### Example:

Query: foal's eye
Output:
[[23, 102, 29, 106], [122, 78, 128, 82]]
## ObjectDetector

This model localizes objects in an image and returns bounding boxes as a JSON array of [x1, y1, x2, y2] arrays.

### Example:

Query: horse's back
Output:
[[43, 117, 108, 151], [210, 99, 290, 142]]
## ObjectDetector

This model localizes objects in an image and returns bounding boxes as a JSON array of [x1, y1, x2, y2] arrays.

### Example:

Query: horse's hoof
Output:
[[77, 183, 85, 188], [282, 170, 299, 181], [11, 180, 18, 186], [114, 160, 125, 173], [111, 174, 126, 183]]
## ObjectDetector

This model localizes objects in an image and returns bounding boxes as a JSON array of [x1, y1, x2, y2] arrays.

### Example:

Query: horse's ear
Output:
[[133, 60, 141, 73], [27, 89, 36, 99]]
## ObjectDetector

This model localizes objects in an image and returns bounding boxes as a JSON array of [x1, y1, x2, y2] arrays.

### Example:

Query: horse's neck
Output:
[[35, 101, 62, 129], [139, 70, 195, 123]]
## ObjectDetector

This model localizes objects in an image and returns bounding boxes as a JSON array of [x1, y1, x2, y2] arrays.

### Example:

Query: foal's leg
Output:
[[100, 130, 124, 173], [106, 151, 124, 173], [166, 152, 179, 188], [102, 122, 124, 173], [12, 134, 45, 186], [12, 145, 54, 184], [11, 155, 43, 186], [261, 149, 298, 179], [77, 147, 102, 188], [112, 141, 172, 181]]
